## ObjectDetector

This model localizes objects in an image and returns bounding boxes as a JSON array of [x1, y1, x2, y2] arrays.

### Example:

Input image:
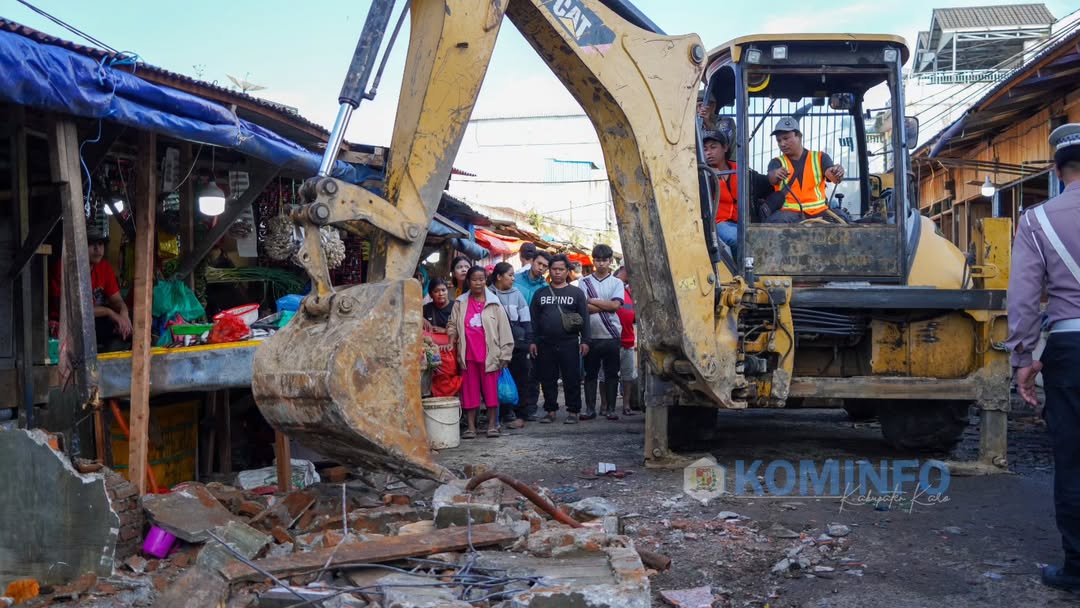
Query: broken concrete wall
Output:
[[0, 430, 119, 587]]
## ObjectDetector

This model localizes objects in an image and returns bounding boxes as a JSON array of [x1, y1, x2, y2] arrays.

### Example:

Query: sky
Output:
[[5, 0, 1075, 149]]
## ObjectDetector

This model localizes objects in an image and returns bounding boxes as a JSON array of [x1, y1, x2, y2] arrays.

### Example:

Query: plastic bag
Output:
[[152, 279, 205, 322], [209, 314, 251, 344], [498, 367, 518, 406]]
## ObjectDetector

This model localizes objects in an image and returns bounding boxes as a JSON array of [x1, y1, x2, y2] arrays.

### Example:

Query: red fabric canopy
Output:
[[474, 228, 524, 257]]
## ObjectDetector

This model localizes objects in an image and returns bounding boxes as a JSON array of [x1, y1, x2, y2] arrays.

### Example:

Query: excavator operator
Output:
[[764, 116, 846, 223]]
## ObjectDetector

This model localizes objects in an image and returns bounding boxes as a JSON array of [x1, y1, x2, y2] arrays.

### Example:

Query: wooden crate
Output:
[[111, 399, 198, 489]]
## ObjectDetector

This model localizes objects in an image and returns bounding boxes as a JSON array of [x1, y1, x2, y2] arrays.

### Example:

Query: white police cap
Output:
[[1049, 123, 1080, 151]]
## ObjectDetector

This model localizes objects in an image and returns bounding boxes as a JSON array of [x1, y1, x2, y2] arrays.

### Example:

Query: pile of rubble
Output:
[[7, 465, 661, 608]]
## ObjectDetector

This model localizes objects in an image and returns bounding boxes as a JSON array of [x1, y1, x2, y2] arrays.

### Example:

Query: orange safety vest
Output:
[[714, 161, 739, 224], [774, 151, 827, 216]]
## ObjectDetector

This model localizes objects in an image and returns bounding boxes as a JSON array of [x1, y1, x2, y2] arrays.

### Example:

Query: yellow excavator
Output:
[[251, 0, 1011, 480]]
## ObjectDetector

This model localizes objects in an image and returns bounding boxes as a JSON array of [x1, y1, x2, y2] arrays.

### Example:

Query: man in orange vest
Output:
[[764, 116, 845, 223]]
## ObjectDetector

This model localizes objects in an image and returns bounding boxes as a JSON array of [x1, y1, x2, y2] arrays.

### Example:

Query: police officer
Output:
[[1007, 122, 1080, 591]]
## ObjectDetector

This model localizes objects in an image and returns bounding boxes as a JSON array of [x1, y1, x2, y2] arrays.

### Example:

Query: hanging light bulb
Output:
[[981, 176, 996, 198], [198, 146, 226, 215], [104, 198, 124, 215], [198, 179, 226, 216]]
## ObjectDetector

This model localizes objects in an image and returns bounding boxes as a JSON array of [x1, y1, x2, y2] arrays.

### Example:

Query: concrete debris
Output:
[[659, 586, 715, 607], [766, 523, 801, 539], [396, 519, 436, 536], [124, 555, 148, 574], [434, 479, 503, 529], [258, 586, 366, 608], [826, 523, 851, 538], [152, 565, 228, 608], [0, 430, 119, 585], [379, 573, 470, 608], [567, 496, 619, 521], [196, 520, 272, 575], [142, 482, 241, 543]]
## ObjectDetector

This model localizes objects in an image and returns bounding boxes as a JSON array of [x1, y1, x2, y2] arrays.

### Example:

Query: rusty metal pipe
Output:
[[465, 471, 672, 572], [466, 470, 581, 528]]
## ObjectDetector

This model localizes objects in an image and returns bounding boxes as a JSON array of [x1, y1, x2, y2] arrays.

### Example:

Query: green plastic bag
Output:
[[152, 279, 206, 322]]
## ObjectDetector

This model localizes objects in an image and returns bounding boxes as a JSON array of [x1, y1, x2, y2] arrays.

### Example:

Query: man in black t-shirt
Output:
[[529, 254, 590, 424]]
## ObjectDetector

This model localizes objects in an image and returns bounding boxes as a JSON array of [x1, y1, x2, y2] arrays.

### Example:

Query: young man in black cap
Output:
[[49, 227, 132, 352]]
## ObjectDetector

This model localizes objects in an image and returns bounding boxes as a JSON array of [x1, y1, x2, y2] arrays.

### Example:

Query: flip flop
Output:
[[486, 428, 501, 438], [622, 409, 637, 416], [462, 430, 477, 439]]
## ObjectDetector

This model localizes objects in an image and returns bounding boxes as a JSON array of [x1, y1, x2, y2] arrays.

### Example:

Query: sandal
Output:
[[486, 428, 501, 438], [507, 419, 526, 429], [622, 408, 637, 416], [461, 430, 477, 439]]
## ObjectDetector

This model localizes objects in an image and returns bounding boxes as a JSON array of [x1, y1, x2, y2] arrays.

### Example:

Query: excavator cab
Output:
[[702, 36, 924, 284]]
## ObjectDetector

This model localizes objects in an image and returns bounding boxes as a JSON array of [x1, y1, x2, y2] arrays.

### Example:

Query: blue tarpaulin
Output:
[[0, 29, 377, 184]]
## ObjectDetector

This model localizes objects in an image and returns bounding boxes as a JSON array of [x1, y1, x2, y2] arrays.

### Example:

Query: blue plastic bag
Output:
[[497, 368, 518, 406]]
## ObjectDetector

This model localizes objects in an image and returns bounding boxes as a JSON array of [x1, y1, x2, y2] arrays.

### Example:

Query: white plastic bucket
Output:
[[423, 396, 461, 449]]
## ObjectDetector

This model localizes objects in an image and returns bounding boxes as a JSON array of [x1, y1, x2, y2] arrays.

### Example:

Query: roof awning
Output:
[[474, 228, 520, 257], [0, 28, 377, 184]]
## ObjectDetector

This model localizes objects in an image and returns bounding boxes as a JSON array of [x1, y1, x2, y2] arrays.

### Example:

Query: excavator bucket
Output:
[[251, 279, 450, 481]]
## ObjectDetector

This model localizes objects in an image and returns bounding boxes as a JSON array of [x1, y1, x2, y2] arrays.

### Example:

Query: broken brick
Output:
[[269, 526, 293, 545], [171, 550, 193, 569], [320, 465, 349, 483], [296, 510, 316, 532], [382, 493, 411, 506], [238, 501, 265, 517], [347, 505, 420, 534]]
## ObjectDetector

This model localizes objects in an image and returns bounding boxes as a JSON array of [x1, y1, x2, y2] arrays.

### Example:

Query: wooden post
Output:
[[10, 108, 34, 428], [218, 390, 232, 475], [49, 119, 99, 412], [128, 130, 157, 495], [274, 431, 292, 493], [179, 143, 196, 290]]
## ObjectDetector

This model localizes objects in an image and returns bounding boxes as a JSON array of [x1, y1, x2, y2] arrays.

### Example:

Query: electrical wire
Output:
[[15, 0, 118, 53]]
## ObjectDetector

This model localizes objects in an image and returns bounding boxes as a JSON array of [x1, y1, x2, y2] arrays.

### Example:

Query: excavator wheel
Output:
[[252, 279, 451, 481], [877, 400, 971, 453]]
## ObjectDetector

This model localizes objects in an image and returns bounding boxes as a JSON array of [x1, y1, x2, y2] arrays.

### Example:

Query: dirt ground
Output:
[[437, 397, 1079, 607]]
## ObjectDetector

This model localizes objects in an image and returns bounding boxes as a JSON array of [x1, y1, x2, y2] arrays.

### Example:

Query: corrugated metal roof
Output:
[[916, 31, 930, 49], [933, 4, 1056, 30], [918, 24, 1080, 159]]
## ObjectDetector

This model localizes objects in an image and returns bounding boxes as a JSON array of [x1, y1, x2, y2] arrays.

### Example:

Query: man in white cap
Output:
[[1007, 122, 1080, 591], [764, 116, 845, 223]]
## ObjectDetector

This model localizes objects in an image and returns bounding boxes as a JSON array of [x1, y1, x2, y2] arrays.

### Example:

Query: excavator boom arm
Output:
[[253, 0, 742, 479]]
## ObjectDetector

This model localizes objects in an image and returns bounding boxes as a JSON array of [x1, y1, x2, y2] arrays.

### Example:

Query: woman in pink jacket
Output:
[[446, 266, 514, 438]]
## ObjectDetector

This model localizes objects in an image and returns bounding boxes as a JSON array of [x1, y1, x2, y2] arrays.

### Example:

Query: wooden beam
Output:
[[50, 118, 99, 410], [173, 162, 280, 281], [179, 143, 196, 290], [220, 523, 517, 582], [128, 130, 157, 495], [274, 431, 291, 493]]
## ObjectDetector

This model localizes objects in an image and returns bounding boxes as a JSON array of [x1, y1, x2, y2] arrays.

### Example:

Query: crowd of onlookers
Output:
[[421, 242, 636, 439]]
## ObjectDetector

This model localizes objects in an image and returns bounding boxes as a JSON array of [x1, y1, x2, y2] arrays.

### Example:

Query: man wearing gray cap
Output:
[[1007, 122, 1080, 592], [764, 116, 845, 223]]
